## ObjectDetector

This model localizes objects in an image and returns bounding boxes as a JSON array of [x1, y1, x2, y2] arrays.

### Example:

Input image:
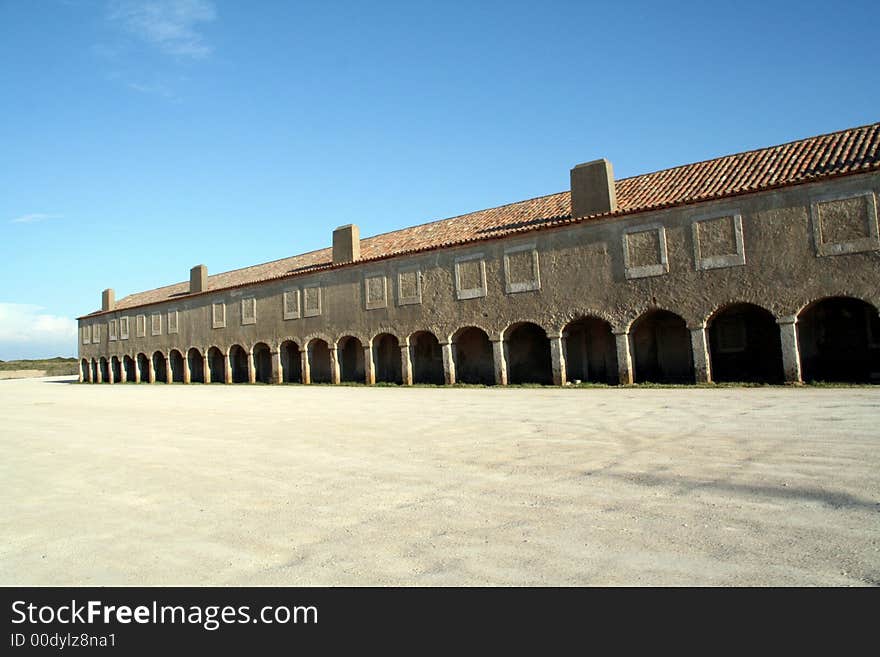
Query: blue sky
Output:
[[1, 0, 877, 359]]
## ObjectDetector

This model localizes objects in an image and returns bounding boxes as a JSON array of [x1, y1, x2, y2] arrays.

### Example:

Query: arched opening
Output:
[[92, 359, 99, 382], [338, 336, 365, 383], [798, 297, 880, 383], [505, 322, 552, 385], [253, 342, 272, 383], [169, 349, 185, 383], [372, 333, 401, 384], [631, 309, 694, 384], [308, 339, 332, 383], [453, 327, 494, 385], [707, 303, 783, 383], [229, 344, 249, 383], [187, 348, 205, 383], [136, 353, 150, 383], [280, 340, 302, 383], [410, 331, 444, 384], [99, 357, 110, 383], [111, 356, 122, 383], [123, 355, 135, 382], [81, 358, 90, 382], [152, 351, 167, 383], [207, 347, 225, 383], [563, 317, 618, 384]]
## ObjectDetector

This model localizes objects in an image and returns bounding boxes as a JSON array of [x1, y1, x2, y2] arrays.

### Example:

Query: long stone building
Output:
[[77, 122, 880, 387]]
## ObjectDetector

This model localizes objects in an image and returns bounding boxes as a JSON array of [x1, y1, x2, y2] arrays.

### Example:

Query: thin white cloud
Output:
[[107, 0, 217, 58], [0, 303, 77, 360], [9, 213, 63, 224]]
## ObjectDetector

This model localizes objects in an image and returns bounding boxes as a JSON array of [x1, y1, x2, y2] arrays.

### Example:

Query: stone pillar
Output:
[[613, 330, 633, 385], [688, 323, 712, 384], [78, 361, 84, 383], [548, 333, 567, 386], [272, 349, 282, 384], [301, 349, 311, 385], [440, 341, 456, 385], [183, 354, 191, 384], [148, 360, 155, 384], [95, 362, 103, 384], [364, 345, 375, 385], [247, 350, 256, 384], [777, 315, 802, 384], [203, 350, 211, 384], [400, 340, 413, 386], [491, 339, 507, 386], [330, 346, 341, 384], [134, 357, 141, 384], [165, 356, 172, 384], [224, 352, 232, 384], [119, 360, 127, 384]]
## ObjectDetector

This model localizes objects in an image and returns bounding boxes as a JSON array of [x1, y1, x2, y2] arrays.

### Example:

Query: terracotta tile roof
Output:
[[87, 121, 880, 317]]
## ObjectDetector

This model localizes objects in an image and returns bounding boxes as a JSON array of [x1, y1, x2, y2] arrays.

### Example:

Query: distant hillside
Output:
[[0, 358, 78, 376]]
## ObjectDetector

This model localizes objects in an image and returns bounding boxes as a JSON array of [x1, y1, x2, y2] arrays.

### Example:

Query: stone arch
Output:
[[111, 355, 122, 383], [372, 332, 402, 384], [228, 344, 249, 383], [707, 302, 783, 383], [206, 346, 225, 383], [630, 309, 694, 384], [136, 353, 150, 383], [307, 338, 332, 384], [554, 308, 617, 336], [123, 355, 135, 382], [504, 321, 552, 385], [451, 326, 494, 385], [562, 315, 618, 385], [337, 335, 365, 383], [168, 349, 185, 383], [152, 351, 167, 383], [280, 339, 302, 383], [187, 348, 205, 383], [252, 342, 272, 383], [409, 330, 444, 384], [797, 296, 879, 383]]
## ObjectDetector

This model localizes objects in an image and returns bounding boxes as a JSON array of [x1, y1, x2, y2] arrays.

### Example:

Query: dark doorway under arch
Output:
[[99, 357, 110, 383], [187, 348, 205, 383], [207, 347, 225, 383], [123, 355, 135, 383], [309, 340, 332, 383], [81, 358, 91, 382], [281, 340, 302, 383], [798, 297, 879, 383], [453, 327, 494, 385], [152, 352, 167, 383], [563, 317, 617, 384], [708, 304, 783, 383], [505, 322, 552, 385], [169, 350, 185, 383], [229, 344, 249, 383], [373, 333, 402, 384], [253, 343, 272, 383], [111, 356, 122, 383], [631, 310, 694, 384], [338, 336, 364, 383], [137, 353, 150, 383], [410, 331, 444, 384]]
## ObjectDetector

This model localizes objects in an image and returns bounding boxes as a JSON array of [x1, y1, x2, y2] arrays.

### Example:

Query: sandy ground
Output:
[[1, 376, 878, 586]]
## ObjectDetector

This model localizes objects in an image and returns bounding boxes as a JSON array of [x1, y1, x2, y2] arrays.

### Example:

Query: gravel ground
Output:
[[1, 376, 878, 586]]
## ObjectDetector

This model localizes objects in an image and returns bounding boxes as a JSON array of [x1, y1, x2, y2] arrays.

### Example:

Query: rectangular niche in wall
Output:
[[810, 191, 879, 256], [119, 317, 129, 340], [283, 289, 300, 320], [623, 224, 669, 279], [92, 324, 101, 343], [454, 253, 487, 300], [82, 325, 90, 344], [212, 302, 226, 329], [136, 314, 146, 337], [692, 212, 746, 270], [108, 319, 118, 341], [303, 284, 321, 317], [167, 310, 179, 334], [503, 243, 541, 294], [397, 267, 422, 306], [241, 297, 256, 325], [364, 273, 387, 310], [151, 313, 162, 336]]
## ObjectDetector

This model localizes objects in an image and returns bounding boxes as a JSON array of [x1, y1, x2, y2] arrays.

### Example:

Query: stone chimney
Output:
[[570, 158, 618, 219], [102, 288, 115, 312], [332, 224, 360, 264], [190, 264, 208, 294]]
